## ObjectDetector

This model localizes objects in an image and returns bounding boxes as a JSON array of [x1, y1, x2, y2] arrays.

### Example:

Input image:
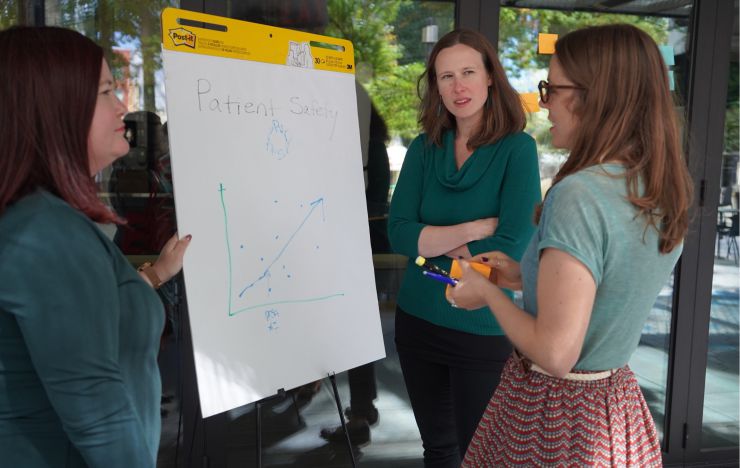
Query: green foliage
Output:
[[356, 4, 677, 143], [0, 1, 19, 29], [499, 9, 672, 79], [367, 62, 425, 140], [325, 0, 402, 82], [726, 101, 739, 153]]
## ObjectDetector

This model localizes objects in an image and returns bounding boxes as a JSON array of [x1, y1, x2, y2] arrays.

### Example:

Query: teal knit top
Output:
[[0, 191, 164, 467], [520, 164, 683, 369], [388, 131, 541, 335]]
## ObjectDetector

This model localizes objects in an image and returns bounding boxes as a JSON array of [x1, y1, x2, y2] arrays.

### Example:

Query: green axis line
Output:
[[230, 293, 346, 316], [218, 183, 234, 316]]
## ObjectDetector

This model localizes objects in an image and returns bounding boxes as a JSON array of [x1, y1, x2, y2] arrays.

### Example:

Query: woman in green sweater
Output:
[[387, 29, 541, 467], [0, 27, 190, 467]]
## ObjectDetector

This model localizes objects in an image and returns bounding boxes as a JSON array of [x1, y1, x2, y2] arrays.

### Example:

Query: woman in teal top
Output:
[[0, 27, 190, 467], [450, 25, 693, 466], [387, 29, 541, 467]]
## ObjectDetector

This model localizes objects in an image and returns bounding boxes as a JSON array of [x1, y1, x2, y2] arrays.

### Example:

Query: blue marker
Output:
[[422, 270, 458, 286]]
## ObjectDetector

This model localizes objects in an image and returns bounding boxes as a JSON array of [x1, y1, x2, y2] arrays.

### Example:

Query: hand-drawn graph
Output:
[[218, 182, 344, 316]]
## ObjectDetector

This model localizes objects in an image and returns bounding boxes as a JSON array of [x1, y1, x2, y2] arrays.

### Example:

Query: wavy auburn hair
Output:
[[0, 26, 120, 223], [546, 24, 692, 253], [417, 29, 525, 148]]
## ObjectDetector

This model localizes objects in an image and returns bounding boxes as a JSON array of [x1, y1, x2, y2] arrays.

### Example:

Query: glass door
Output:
[[699, 0, 739, 454]]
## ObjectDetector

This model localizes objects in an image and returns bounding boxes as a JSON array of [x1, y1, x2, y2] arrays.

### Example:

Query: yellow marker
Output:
[[520, 92, 540, 113], [538, 33, 558, 55], [415, 256, 451, 277]]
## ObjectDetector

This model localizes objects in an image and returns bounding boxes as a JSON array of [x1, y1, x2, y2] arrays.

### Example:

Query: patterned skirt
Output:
[[462, 355, 662, 467]]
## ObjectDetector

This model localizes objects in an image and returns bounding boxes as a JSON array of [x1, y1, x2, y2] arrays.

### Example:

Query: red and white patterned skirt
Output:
[[462, 355, 662, 467]]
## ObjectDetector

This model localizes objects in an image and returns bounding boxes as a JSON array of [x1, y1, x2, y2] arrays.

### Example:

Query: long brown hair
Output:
[[545, 24, 692, 253], [0, 26, 120, 223], [418, 29, 525, 148]]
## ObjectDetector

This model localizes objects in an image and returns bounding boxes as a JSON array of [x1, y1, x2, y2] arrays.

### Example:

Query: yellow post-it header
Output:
[[161, 7, 355, 75], [538, 33, 558, 55]]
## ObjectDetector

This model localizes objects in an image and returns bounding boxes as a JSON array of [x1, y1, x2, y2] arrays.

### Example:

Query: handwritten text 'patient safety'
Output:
[[196, 78, 339, 139]]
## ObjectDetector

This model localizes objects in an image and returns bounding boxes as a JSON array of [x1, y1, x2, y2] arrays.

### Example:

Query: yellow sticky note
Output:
[[445, 260, 494, 300], [538, 33, 558, 54], [520, 92, 540, 113]]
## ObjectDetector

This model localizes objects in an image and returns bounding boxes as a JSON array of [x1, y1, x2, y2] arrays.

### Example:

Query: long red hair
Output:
[[0, 26, 120, 223]]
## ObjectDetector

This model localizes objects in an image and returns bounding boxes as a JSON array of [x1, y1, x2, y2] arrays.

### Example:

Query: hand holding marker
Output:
[[416, 256, 458, 286], [422, 270, 458, 286]]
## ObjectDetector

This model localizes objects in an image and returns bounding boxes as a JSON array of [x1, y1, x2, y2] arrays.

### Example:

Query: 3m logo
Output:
[[169, 28, 196, 48]]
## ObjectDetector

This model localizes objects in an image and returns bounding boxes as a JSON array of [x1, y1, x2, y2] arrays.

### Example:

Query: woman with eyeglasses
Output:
[[449, 24, 692, 466], [387, 29, 541, 466]]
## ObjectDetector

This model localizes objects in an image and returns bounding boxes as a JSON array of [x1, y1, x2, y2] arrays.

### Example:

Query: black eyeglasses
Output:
[[538, 80, 586, 104]]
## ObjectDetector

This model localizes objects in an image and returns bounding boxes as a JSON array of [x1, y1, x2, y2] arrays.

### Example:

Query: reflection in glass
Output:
[[1, 1, 21, 28], [702, 55, 739, 450], [43, 1, 178, 255]]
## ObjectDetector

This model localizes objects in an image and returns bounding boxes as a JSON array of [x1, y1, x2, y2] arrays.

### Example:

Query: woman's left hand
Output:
[[447, 260, 497, 310], [152, 233, 192, 283]]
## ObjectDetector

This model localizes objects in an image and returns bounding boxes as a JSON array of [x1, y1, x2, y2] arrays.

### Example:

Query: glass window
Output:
[[43, 1, 178, 255], [702, 49, 739, 450]]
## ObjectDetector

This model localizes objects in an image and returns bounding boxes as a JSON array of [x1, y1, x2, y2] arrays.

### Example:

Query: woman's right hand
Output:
[[473, 251, 522, 290], [466, 217, 498, 242], [150, 233, 192, 285]]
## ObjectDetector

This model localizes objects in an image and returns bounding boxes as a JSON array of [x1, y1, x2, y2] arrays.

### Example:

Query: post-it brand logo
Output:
[[169, 27, 197, 48]]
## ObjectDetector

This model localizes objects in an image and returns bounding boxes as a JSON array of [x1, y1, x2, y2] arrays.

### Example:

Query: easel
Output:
[[255, 373, 357, 468]]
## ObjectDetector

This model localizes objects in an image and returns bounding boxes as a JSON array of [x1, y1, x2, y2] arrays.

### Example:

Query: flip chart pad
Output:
[[161, 8, 385, 417]]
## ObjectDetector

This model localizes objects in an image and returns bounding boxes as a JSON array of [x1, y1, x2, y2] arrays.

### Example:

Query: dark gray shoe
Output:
[[320, 419, 371, 446], [344, 406, 379, 426]]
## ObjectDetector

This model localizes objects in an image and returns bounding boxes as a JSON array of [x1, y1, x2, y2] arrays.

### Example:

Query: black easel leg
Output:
[[256, 401, 262, 468], [328, 373, 357, 468], [290, 390, 301, 422]]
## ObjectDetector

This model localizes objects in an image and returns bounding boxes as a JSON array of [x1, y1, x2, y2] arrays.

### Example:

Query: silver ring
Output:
[[450, 301, 458, 308]]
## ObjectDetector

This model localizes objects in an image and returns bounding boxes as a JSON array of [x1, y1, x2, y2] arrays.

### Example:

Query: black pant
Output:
[[395, 308, 511, 468], [348, 362, 377, 415]]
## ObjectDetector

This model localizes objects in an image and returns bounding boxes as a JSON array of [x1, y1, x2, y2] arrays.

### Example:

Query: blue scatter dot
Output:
[[260, 257, 264, 262], [275, 235, 279, 239]]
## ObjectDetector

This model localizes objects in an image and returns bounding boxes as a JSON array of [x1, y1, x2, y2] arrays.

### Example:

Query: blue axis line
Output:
[[237, 197, 324, 298]]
